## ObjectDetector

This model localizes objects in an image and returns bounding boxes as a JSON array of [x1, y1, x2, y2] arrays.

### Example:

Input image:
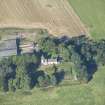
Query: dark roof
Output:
[[0, 39, 17, 51], [0, 49, 17, 57], [0, 39, 17, 58]]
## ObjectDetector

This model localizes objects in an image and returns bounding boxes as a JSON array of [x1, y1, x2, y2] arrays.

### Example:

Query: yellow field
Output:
[[0, 0, 88, 36]]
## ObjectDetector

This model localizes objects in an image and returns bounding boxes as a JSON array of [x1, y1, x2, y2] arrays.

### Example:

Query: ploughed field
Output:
[[0, 0, 88, 36]]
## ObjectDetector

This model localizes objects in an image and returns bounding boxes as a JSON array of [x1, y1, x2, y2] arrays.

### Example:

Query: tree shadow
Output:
[[3, 64, 17, 92], [86, 60, 98, 81], [53, 70, 65, 84], [31, 70, 45, 88], [16, 38, 21, 55], [25, 62, 45, 88]]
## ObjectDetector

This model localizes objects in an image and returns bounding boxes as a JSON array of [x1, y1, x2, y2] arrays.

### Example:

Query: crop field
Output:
[[69, 0, 105, 39], [0, 0, 88, 37]]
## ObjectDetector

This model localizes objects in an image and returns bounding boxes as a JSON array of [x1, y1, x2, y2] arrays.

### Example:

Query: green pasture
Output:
[[69, 0, 105, 39]]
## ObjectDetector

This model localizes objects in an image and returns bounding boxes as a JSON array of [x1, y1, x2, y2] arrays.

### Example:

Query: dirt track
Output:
[[0, 0, 88, 36]]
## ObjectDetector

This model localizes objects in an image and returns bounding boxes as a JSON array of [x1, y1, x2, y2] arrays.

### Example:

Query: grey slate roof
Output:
[[0, 39, 17, 58]]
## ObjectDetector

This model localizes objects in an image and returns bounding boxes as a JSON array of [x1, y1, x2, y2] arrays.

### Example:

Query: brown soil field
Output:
[[0, 0, 88, 37]]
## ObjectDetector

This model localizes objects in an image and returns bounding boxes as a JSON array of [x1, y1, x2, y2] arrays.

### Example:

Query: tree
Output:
[[8, 79, 16, 92], [15, 62, 32, 90], [50, 75, 57, 86], [38, 36, 58, 58], [95, 40, 105, 66], [0, 58, 14, 91], [37, 75, 51, 87], [70, 51, 88, 81], [58, 44, 70, 62], [37, 76, 45, 87], [11, 54, 39, 90]]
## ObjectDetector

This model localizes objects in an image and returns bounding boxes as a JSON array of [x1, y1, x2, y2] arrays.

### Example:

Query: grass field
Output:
[[0, 66, 105, 105], [69, 0, 105, 39], [0, 0, 88, 37]]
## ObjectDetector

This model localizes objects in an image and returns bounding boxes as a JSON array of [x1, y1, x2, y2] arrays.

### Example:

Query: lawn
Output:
[[69, 0, 105, 40], [0, 66, 105, 105]]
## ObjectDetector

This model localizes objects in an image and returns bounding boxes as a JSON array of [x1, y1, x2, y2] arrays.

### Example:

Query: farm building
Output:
[[19, 42, 35, 54], [0, 39, 18, 58], [41, 56, 60, 65], [0, 36, 40, 59]]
